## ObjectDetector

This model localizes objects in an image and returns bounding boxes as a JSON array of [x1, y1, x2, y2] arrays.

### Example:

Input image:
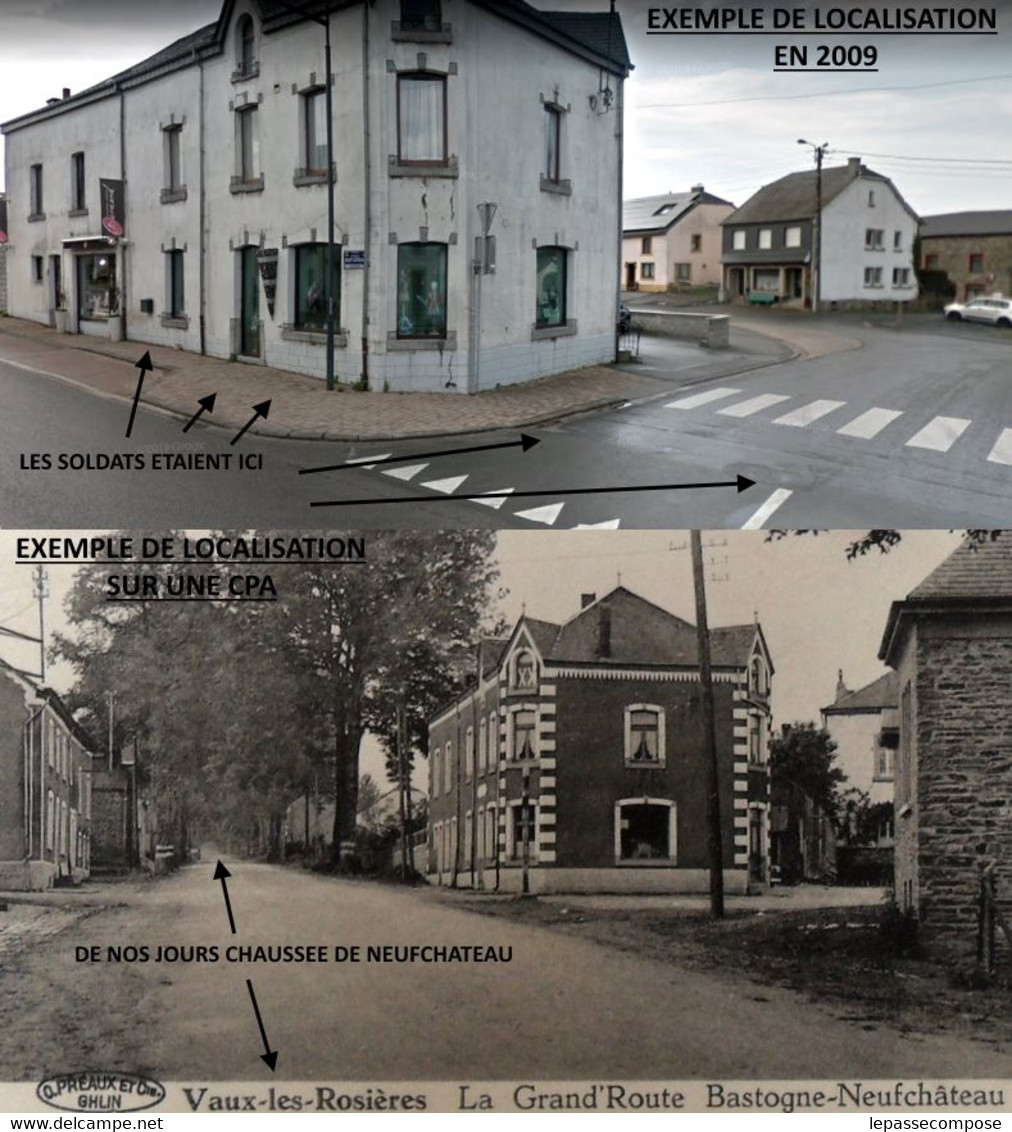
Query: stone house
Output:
[[920, 211, 1012, 302], [0, 659, 95, 891], [621, 187, 734, 292], [1, 0, 630, 393], [427, 586, 774, 894], [721, 158, 919, 309], [879, 534, 1012, 959]]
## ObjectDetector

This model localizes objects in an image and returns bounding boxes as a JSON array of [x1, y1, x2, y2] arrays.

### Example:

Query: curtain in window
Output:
[[170, 252, 185, 317], [396, 243, 447, 337], [295, 244, 329, 330], [544, 108, 560, 180], [536, 247, 566, 326], [306, 92, 328, 171], [399, 76, 445, 162]]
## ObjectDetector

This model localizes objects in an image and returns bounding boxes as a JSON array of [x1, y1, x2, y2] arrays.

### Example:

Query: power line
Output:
[[636, 72, 1012, 109], [832, 149, 1012, 166]]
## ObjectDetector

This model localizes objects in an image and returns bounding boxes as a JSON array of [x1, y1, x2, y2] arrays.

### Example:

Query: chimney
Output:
[[62, 88, 71, 100], [847, 157, 862, 174], [597, 606, 612, 659], [581, 593, 596, 609], [835, 668, 851, 702], [691, 183, 704, 194]]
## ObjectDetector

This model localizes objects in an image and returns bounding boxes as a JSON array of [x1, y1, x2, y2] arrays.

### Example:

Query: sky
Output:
[[1, 0, 1010, 214], [0, 529, 962, 786]]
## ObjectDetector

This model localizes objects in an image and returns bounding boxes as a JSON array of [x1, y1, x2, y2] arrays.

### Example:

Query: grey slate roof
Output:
[[623, 190, 734, 235], [824, 671, 897, 714], [921, 211, 1012, 239], [723, 162, 917, 226]]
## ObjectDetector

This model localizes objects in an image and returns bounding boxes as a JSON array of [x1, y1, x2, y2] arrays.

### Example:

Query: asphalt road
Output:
[[4, 862, 1008, 1082], [2, 316, 1011, 529]]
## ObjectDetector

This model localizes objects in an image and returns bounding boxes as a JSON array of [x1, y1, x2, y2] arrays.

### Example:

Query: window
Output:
[[167, 251, 185, 317], [616, 800, 674, 861], [32, 256, 43, 283], [865, 229, 884, 250], [893, 230, 902, 250], [749, 655, 768, 697], [924, 253, 939, 270], [758, 228, 772, 250], [625, 706, 664, 765], [969, 253, 984, 274], [293, 244, 332, 331], [46, 790, 55, 851], [691, 233, 702, 252], [509, 802, 537, 860], [675, 263, 691, 282], [864, 266, 883, 287], [785, 225, 802, 248], [486, 804, 497, 858], [875, 746, 895, 780], [237, 107, 260, 181], [513, 649, 537, 691], [535, 246, 567, 328], [401, 0, 441, 29], [868, 189, 876, 207], [641, 236, 652, 255], [165, 126, 183, 191], [236, 14, 257, 76], [396, 243, 447, 338], [732, 229, 746, 251], [748, 713, 767, 765], [431, 747, 439, 797], [892, 267, 911, 287], [303, 90, 329, 174], [71, 152, 85, 211], [443, 740, 452, 793], [899, 682, 912, 808], [398, 73, 446, 164], [544, 105, 561, 182], [30, 164, 43, 216], [512, 710, 537, 761], [966, 284, 984, 300], [465, 727, 474, 781], [488, 712, 497, 765], [641, 263, 655, 280], [478, 718, 486, 773]]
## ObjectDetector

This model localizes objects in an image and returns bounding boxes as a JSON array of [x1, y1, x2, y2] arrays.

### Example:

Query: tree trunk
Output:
[[331, 707, 363, 866]]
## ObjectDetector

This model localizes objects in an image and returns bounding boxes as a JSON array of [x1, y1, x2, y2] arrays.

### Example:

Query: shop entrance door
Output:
[[240, 248, 260, 357]]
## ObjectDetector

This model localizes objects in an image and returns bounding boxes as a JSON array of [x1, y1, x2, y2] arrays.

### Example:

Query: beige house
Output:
[[622, 187, 733, 292]]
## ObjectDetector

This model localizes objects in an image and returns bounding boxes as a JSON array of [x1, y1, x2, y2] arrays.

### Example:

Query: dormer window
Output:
[[749, 655, 768, 697], [401, 0, 441, 30], [515, 649, 537, 690], [236, 15, 257, 78]]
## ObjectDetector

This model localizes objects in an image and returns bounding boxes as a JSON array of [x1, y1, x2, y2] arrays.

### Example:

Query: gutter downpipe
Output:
[[198, 51, 207, 355], [361, 1, 372, 389], [118, 82, 128, 342], [614, 71, 624, 364], [24, 702, 45, 876]]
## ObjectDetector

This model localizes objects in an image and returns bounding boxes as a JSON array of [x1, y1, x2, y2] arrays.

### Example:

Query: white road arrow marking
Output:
[[514, 502, 565, 526], [382, 463, 429, 481], [345, 454, 392, 470], [421, 475, 469, 494], [469, 488, 515, 510], [572, 519, 622, 529]]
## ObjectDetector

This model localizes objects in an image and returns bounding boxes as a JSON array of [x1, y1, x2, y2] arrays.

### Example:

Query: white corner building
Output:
[[1, 0, 630, 393]]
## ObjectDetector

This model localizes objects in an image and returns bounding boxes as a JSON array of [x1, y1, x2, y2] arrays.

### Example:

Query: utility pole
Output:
[[797, 139, 828, 313], [520, 766, 531, 896], [275, 0, 337, 390], [106, 690, 115, 773], [691, 531, 725, 919], [32, 565, 48, 683], [397, 703, 409, 881]]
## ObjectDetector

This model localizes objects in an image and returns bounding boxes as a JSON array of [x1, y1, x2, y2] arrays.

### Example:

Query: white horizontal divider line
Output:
[[665, 387, 742, 410], [772, 399, 846, 428], [718, 393, 791, 418], [905, 415, 971, 452], [836, 407, 903, 439], [741, 488, 793, 531]]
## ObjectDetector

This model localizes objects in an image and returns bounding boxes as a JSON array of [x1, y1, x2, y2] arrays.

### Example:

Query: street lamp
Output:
[[276, 0, 338, 390], [797, 139, 828, 313]]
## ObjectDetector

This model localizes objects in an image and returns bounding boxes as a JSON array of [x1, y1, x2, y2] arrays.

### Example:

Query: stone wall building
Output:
[[880, 534, 1012, 960], [920, 211, 1012, 302], [1, 0, 630, 394], [427, 586, 774, 895]]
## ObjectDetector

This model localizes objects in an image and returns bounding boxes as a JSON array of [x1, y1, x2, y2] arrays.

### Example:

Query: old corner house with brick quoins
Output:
[[0, 658, 96, 892], [880, 534, 1012, 960], [427, 586, 774, 895]]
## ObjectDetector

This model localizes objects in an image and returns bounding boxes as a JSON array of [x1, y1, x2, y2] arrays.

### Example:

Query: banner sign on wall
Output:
[[99, 178, 125, 238], [257, 248, 279, 319]]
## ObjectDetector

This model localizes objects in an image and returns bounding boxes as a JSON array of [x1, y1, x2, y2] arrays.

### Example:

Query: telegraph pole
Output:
[[798, 139, 828, 313], [32, 565, 48, 682], [691, 531, 725, 919]]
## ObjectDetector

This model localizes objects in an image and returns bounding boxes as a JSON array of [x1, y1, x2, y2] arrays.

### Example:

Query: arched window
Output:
[[624, 704, 666, 767], [514, 649, 537, 690], [236, 15, 257, 77], [749, 654, 768, 697]]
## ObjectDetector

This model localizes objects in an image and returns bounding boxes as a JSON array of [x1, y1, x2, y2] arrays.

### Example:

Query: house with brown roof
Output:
[[427, 586, 773, 894], [920, 211, 1012, 303], [879, 534, 1012, 959], [721, 157, 919, 309], [622, 187, 734, 292]]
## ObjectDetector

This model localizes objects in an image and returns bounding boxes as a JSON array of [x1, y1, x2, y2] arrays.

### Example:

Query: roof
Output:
[[623, 190, 734, 235], [3, 1, 629, 132], [722, 162, 916, 226], [824, 671, 897, 714], [879, 533, 1012, 663], [921, 211, 1012, 239]]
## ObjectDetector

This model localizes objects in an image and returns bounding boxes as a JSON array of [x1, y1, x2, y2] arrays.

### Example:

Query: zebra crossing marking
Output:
[[718, 393, 791, 418], [905, 416, 971, 453], [987, 429, 1012, 465], [382, 463, 429, 481], [772, 399, 846, 428], [836, 408, 903, 439], [665, 387, 742, 410]]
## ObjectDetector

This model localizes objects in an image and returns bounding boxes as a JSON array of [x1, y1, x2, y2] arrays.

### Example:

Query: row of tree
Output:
[[54, 530, 502, 864]]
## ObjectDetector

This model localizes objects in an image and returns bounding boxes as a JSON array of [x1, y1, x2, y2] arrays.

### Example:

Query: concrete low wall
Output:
[[629, 308, 730, 349], [0, 859, 55, 891], [431, 866, 751, 895]]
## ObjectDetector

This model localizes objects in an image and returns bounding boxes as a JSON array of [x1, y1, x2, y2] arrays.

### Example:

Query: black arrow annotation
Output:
[[309, 475, 757, 508], [125, 352, 154, 439], [230, 401, 272, 447], [213, 860, 236, 935], [246, 979, 278, 1072], [182, 394, 218, 434], [298, 434, 540, 477]]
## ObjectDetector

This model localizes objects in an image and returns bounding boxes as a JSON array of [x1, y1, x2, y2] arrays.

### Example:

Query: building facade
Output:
[[821, 670, 897, 810], [721, 158, 919, 309], [1, 0, 630, 394], [427, 586, 774, 895], [0, 662, 94, 891], [920, 211, 1012, 302], [880, 535, 1012, 960], [621, 187, 733, 292]]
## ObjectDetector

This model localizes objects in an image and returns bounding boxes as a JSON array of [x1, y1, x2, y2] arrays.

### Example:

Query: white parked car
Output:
[[944, 295, 1012, 328]]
